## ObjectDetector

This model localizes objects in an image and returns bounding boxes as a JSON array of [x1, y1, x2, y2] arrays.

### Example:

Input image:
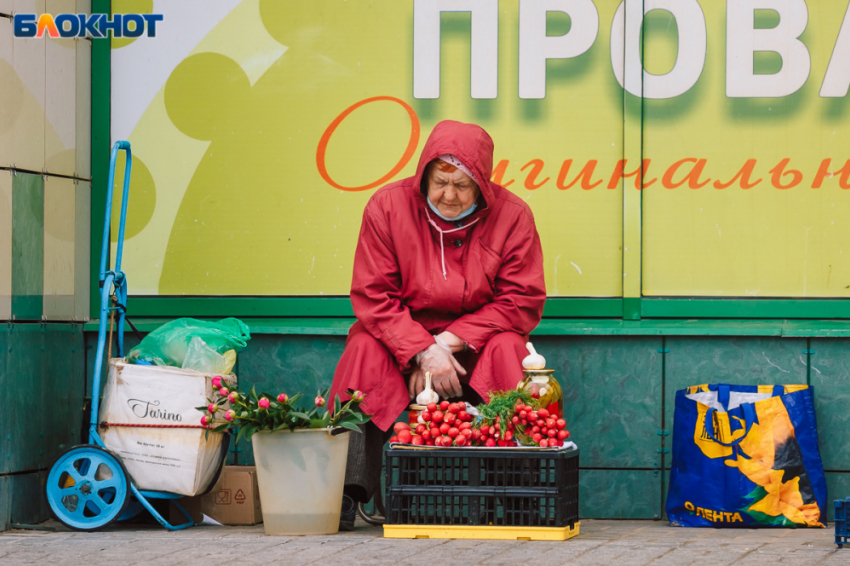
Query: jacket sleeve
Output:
[[445, 215, 546, 352], [350, 202, 436, 370]]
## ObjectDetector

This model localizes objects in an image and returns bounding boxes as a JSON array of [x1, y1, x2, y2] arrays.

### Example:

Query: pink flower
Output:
[[224, 409, 236, 422], [315, 396, 326, 407], [211, 376, 223, 389], [200, 415, 210, 427], [218, 387, 229, 398], [258, 398, 270, 410], [352, 391, 365, 402], [277, 393, 288, 404], [207, 403, 217, 413], [228, 391, 239, 403]]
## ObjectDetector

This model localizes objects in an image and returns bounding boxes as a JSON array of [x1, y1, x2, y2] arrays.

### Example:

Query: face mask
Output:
[[427, 198, 478, 223]]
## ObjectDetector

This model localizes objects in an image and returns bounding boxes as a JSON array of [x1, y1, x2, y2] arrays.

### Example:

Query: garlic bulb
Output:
[[416, 372, 440, 405], [522, 342, 546, 369]]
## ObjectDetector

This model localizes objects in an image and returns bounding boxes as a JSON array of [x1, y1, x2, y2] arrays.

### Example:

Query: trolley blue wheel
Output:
[[46, 445, 131, 531]]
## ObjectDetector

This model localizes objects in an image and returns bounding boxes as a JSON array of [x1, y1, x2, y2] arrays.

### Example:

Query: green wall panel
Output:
[[235, 335, 346, 395], [11, 173, 44, 320], [827, 472, 850, 523], [5, 324, 43, 474], [2, 324, 84, 474], [43, 325, 85, 460], [807, 339, 850, 471], [579, 469, 662, 519], [0, 325, 7, 473], [664, 337, 808, 441], [535, 336, 663, 468], [0, 475, 8, 531], [7, 471, 49, 526]]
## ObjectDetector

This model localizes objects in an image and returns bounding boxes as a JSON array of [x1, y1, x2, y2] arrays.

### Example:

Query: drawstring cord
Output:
[[424, 208, 480, 280]]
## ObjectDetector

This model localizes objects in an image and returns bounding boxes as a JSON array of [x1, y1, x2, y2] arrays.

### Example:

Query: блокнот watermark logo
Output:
[[13, 13, 163, 38]]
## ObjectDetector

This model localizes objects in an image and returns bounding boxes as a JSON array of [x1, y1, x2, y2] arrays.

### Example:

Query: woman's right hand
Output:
[[416, 343, 466, 399]]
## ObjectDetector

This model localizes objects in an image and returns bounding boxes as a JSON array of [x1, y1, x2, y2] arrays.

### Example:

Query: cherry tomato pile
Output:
[[389, 399, 570, 448]]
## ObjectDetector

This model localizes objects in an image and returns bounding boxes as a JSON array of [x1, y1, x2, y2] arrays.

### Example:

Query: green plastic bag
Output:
[[126, 318, 251, 369]]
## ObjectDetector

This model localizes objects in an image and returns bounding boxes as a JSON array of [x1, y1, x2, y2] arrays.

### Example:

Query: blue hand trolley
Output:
[[44, 142, 201, 531]]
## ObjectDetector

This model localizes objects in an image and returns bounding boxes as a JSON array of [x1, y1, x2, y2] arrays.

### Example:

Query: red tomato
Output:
[[461, 428, 473, 438], [394, 422, 409, 433], [448, 427, 459, 438], [422, 430, 432, 440], [541, 427, 549, 435], [389, 435, 399, 443], [537, 408, 550, 419], [537, 419, 546, 427], [557, 430, 569, 440], [504, 430, 514, 441], [431, 411, 444, 424], [459, 422, 472, 430], [427, 402, 438, 413], [440, 401, 449, 411], [497, 440, 509, 447], [448, 403, 460, 414], [421, 411, 432, 422], [556, 419, 567, 430], [472, 429, 482, 440], [521, 419, 528, 426], [511, 416, 520, 424], [489, 426, 497, 436], [563, 430, 570, 439], [545, 418, 556, 429], [549, 438, 562, 447], [440, 423, 450, 434], [411, 435, 424, 446], [458, 410, 469, 421], [529, 412, 538, 421], [547, 429, 557, 438], [519, 411, 528, 419], [430, 427, 440, 438], [454, 435, 467, 447], [444, 413, 457, 426], [532, 426, 540, 433], [532, 433, 543, 442], [485, 438, 496, 447], [426, 439, 435, 446], [397, 430, 412, 443], [539, 439, 549, 447]]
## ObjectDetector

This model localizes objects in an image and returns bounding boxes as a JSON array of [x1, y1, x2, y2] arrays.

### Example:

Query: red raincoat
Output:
[[329, 120, 546, 431]]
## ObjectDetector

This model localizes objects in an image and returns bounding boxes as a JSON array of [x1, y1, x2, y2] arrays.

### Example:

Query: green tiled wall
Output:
[[0, 323, 85, 530], [11, 173, 44, 320]]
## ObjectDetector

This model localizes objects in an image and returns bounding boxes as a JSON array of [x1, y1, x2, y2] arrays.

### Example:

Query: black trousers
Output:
[[343, 384, 484, 504], [343, 421, 393, 504]]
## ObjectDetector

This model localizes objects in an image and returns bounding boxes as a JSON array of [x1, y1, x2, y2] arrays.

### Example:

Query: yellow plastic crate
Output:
[[383, 521, 580, 541]]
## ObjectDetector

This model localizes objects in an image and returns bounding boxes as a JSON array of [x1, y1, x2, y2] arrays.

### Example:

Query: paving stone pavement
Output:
[[0, 519, 845, 566]]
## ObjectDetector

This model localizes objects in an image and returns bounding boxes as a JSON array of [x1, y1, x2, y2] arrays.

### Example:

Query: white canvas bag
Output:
[[99, 359, 235, 496]]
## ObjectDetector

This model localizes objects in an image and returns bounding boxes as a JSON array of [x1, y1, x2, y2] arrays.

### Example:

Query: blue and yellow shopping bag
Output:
[[666, 384, 827, 527]]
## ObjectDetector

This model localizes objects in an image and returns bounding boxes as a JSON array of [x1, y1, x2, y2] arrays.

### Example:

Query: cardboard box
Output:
[[171, 466, 262, 526]]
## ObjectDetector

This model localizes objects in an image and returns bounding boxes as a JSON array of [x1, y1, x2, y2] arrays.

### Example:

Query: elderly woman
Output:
[[329, 120, 545, 527]]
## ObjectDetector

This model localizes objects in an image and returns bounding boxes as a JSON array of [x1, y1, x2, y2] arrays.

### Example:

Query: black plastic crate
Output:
[[837, 497, 849, 548], [384, 446, 579, 528]]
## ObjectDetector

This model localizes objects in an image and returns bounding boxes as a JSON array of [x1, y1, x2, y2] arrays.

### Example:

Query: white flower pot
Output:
[[251, 427, 350, 535]]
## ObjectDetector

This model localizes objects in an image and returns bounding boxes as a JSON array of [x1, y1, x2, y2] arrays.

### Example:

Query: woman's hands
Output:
[[412, 342, 466, 399]]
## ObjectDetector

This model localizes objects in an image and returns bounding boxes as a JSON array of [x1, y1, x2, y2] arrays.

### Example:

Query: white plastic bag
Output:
[[182, 337, 227, 374]]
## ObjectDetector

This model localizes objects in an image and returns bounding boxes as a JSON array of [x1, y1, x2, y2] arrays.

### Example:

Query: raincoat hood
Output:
[[414, 120, 495, 211]]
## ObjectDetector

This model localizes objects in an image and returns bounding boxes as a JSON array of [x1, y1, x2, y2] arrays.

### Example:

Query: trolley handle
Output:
[[99, 141, 133, 281]]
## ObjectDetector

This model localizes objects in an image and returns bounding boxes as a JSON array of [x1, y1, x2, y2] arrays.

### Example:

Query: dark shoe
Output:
[[339, 494, 356, 531]]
